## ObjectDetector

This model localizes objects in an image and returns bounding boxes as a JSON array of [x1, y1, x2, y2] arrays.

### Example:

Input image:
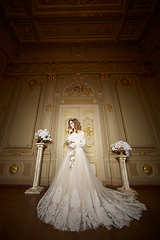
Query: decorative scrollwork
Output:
[[119, 77, 132, 90], [106, 103, 112, 112], [63, 79, 94, 97], [47, 74, 58, 82], [46, 104, 52, 113], [99, 73, 110, 81]]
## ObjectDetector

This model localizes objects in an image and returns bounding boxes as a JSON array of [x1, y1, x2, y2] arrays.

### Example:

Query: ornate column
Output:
[[25, 142, 46, 194], [117, 150, 138, 195]]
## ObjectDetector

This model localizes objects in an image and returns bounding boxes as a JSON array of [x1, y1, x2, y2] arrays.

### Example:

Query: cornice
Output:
[[2, 60, 157, 76]]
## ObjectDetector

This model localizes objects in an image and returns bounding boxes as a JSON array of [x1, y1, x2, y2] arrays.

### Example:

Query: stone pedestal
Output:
[[117, 150, 138, 195], [25, 142, 46, 194]]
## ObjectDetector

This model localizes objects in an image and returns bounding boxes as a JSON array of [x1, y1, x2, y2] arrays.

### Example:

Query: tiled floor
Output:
[[0, 185, 160, 240]]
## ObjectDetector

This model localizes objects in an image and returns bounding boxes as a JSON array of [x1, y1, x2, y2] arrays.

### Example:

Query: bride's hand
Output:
[[68, 129, 73, 135]]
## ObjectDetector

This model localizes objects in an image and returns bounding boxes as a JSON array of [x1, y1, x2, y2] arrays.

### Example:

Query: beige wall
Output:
[[0, 71, 160, 186]]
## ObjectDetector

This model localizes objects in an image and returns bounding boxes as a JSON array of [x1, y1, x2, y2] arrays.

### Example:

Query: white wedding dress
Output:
[[37, 132, 146, 232]]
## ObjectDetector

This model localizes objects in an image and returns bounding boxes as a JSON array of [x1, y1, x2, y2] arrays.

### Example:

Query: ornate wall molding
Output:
[[4, 61, 157, 74], [63, 79, 95, 97], [139, 68, 159, 80], [22, 77, 40, 91], [47, 73, 59, 82], [99, 73, 110, 81], [0, 68, 19, 82], [106, 103, 112, 112], [118, 76, 132, 90], [46, 103, 52, 113]]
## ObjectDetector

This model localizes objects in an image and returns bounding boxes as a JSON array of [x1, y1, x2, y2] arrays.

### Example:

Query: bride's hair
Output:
[[68, 118, 82, 131]]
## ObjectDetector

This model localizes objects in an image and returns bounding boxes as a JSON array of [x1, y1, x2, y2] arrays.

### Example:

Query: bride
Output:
[[37, 118, 146, 232]]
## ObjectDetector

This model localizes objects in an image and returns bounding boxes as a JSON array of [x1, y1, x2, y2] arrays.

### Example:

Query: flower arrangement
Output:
[[35, 129, 52, 143], [110, 140, 132, 157], [64, 140, 76, 169]]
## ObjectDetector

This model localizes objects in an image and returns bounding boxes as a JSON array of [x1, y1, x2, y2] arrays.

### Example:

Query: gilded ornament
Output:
[[0, 70, 18, 82], [46, 104, 52, 113], [106, 103, 112, 112], [143, 164, 153, 175], [25, 78, 39, 90], [84, 123, 94, 139], [11, 151, 22, 156], [139, 151, 150, 156], [119, 77, 132, 90], [63, 79, 94, 97], [72, 47, 85, 58], [99, 73, 110, 81], [8, 164, 18, 175], [47, 74, 58, 82]]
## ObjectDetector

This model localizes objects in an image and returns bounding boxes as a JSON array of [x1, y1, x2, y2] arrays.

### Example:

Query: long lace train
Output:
[[37, 132, 146, 232]]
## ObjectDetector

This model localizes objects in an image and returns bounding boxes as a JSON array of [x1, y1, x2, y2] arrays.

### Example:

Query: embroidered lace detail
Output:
[[37, 130, 146, 232], [37, 187, 146, 232]]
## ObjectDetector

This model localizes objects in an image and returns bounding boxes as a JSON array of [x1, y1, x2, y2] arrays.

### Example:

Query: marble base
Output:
[[25, 186, 44, 194], [117, 186, 138, 195]]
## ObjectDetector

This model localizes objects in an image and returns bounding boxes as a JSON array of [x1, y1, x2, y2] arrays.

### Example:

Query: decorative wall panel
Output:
[[4, 80, 42, 150], [115, 80, 156, 148]]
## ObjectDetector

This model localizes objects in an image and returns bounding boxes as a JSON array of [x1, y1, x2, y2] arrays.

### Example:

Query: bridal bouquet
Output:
[[64, 140, 76, 169], [35, 129, 52, 143], [110, 140, 132, 157], [64, 140, 76, 149]]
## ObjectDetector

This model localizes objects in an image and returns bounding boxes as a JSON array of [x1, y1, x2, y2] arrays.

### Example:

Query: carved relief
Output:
[[123, 21, 140, 36], [63, 79, 94, 97], [18, 23, 34, 37], [42, 22, 116, 37], [23, 77, 40, 90], [72, 47, 85, 58], [0, 69, 18, 82], [134, 41, 152, 58], [46, 104, 52, 113], [106, 103, 112, 112], [7, 44, 25, 60], [47, 73, 58, 82], [99, 73, 110, 81], [8, 164, 19, 175], [6, 0, 24, 8], [143, 163, 153, 175], [83, 117, 95, 148], [139, 151, 150, 156], [118, 76, 132, 90]]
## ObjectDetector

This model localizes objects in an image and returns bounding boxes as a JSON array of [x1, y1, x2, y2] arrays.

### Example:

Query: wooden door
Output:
[[56, 105, 105, 183]]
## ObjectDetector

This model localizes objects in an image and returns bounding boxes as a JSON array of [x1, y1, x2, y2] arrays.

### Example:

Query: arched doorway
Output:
[[55, 76, 106, 184]]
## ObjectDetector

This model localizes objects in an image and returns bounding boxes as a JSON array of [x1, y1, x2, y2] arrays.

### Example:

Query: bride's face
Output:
[[70, 121, 74, 129]]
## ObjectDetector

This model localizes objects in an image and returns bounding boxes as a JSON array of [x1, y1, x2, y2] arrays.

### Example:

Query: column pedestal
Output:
[[117, 150, 138, 195], [25, 142, 46, 194]]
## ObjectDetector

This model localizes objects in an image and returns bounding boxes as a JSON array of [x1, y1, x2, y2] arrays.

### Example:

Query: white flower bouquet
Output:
[[110, 140, 132, 157], [35, 129, 52, 143], [64, 140, 76, 149]]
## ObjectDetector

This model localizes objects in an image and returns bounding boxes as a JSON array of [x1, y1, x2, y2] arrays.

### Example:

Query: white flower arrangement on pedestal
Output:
[[110, 140, 132, 157], [35, 129, 52, 143]]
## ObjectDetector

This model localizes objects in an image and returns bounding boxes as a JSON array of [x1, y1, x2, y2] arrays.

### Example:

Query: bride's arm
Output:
[[76, 131, 86, 148]]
